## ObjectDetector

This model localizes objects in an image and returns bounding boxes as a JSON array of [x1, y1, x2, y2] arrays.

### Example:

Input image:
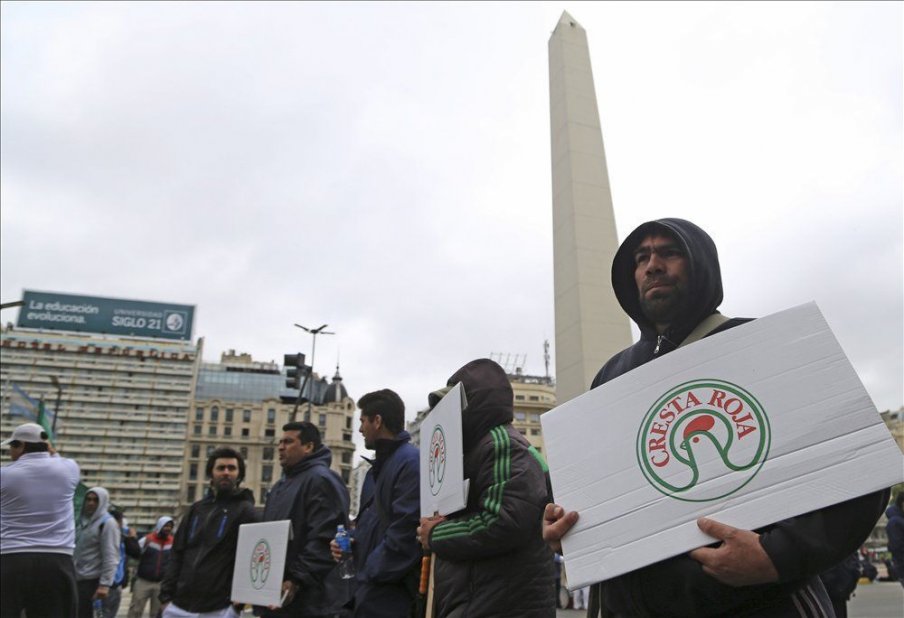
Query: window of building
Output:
[[342, 469, 350, 484], [264, 429, 275, 438], [208, 426, 217, 436], [529, 396, 540, 401], [263, 447, 274, 460], [341, 452, 352, 464], [224, 426, 232, 436], [191, 444, 200, 458], [343, 432, 352, 441], [207, 445, 216, 456], [225, 408, 234, 423], [262, 465, 273, 483], [515, 411, 526, 420], [267, 409, 276, 424], [519, 429, 526, 435], [318, 414, 326, 427], [242, 428, 250, 437], [346, 417, 352, 429], [195, 407, 204, 421], [189, 463, 198, 480], [188, 484, 196, 502], [210, 406, 219, 422], [243, 409, 252, 423], [193, 425, 201, 436], [240, 447, 248, 459], [531, 428, 541, 436], [515, 395, 525, 401]]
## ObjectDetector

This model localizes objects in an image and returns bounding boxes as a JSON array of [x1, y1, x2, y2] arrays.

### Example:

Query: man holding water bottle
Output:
[[331, 389, 421, 618]]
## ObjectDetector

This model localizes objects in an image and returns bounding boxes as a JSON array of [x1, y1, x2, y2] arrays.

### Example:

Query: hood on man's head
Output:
[[84, 486, 111, 523], [155, 516, 175, 533], [446, 358, 513, 452], [611, 217, 723, 336]]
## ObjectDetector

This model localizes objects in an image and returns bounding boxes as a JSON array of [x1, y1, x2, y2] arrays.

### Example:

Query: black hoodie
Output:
[[591, 218, 889, 617], [428, 359, 555, 618]]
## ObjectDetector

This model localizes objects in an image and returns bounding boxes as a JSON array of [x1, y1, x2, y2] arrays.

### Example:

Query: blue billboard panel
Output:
[[17, 291, 194, 341]]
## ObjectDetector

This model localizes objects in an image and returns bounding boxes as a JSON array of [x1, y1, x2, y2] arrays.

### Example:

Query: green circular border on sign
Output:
[[635, 379, 771, 502], [250, 539, 271, 590], [428, 425, 446, 497]]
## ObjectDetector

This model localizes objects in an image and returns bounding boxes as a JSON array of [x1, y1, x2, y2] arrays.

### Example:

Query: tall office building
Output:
[[0, 291, 199, 529], [549, 11, 632, 404], [183, 351, 357, 514]]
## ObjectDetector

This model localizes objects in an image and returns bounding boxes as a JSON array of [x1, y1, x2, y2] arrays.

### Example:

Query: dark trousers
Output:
[[0, 552, 78, 618], [77, 577, 100, 618]]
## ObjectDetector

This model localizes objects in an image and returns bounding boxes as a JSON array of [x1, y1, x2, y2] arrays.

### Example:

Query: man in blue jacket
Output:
[[332, 389, 421, 618]]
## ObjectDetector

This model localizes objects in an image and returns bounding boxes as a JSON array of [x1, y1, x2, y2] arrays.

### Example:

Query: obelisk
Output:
[[549, 11, 632, 404]]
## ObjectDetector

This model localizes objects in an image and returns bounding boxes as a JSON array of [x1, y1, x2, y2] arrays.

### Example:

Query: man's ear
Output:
[[373, 414, 384, 430]]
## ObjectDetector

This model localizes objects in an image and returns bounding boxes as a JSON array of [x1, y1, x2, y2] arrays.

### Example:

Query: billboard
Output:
[[17, 290, 194, 341]]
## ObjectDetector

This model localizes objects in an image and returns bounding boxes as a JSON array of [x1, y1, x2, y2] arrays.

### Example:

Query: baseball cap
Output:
[[1, 422, 48, 446]]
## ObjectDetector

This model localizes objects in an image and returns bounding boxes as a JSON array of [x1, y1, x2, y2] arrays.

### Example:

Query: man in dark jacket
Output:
[[261, 421, 350, 617], [331, 389, 421, 618], [128, 515, 174, 618], [417, 358, 555, 618], [160, 447, 257, 617], [887, 491, 904, 586], [543, 217, 890, 617]]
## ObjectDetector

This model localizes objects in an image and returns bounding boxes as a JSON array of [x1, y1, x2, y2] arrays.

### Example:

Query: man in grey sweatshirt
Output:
[[74, 486, 121, 618]]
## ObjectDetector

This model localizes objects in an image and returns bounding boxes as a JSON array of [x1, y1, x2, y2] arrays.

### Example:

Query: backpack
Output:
[[819, 552, 860, 601]]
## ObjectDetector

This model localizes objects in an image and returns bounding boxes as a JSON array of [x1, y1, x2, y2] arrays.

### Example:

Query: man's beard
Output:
[[638, 278, 687, 326], [214, 477, 237, 494]]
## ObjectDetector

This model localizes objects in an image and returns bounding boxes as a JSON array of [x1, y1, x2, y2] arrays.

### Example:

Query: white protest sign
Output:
[[542, 302, 904, 590], [231, 520, 292, 607], [420, 381, 470, 517]]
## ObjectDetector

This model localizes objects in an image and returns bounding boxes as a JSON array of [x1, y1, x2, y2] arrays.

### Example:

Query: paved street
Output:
[[114, 581, 903, 617], [554, 582, 904, 618]]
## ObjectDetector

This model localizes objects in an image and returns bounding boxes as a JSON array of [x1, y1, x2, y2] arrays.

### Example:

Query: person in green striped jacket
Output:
[[417, 358, 556, 618]]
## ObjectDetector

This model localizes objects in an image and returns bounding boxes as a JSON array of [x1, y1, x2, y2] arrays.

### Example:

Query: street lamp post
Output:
[[293, 323, 335, 421]]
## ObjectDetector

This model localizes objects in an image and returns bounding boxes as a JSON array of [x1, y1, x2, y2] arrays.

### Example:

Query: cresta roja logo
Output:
[[250, 539, 272, 590], [636, 380, 770, 502], [428, 425, 447, 496]]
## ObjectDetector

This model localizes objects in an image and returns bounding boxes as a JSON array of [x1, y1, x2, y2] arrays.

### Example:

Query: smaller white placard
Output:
[[420, 382, 470, 517], [231, 520, 292, 607]]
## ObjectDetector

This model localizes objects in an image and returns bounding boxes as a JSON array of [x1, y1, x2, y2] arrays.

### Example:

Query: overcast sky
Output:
[[2, 2, 901, 457]]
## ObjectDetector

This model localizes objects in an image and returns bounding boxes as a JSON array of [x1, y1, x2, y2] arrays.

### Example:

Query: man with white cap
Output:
[[0, 421, 81, 618]]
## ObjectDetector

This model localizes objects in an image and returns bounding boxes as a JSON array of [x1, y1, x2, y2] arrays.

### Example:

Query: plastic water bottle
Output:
[[335, 524, 355, 579], [93, 599, 104, 618]]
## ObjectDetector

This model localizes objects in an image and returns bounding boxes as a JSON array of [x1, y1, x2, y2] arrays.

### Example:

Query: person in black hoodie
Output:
[[160, 447, 258, 617], [543, 218, 890, 618], [417, 358, 555, 618], [261, 421, 350, 618]]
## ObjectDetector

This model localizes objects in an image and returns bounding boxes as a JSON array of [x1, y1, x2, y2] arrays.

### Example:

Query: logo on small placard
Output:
[[428, 425, 447, 496], [636, 380, 770, 502], [250, 540, 272, 589]]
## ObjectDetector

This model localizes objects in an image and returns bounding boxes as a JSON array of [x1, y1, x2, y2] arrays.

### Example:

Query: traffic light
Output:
[[284, 353, 307, 390]]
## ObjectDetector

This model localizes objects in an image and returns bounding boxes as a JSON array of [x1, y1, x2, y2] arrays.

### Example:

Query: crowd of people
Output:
[[2, 218, 900, 618]]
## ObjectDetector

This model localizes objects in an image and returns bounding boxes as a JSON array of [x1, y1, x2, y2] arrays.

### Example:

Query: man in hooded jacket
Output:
[[417, 358, 555, 618], [542, 218, 890, 618], [74, 486, 121, 618], [128, 515, 174, 618]]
